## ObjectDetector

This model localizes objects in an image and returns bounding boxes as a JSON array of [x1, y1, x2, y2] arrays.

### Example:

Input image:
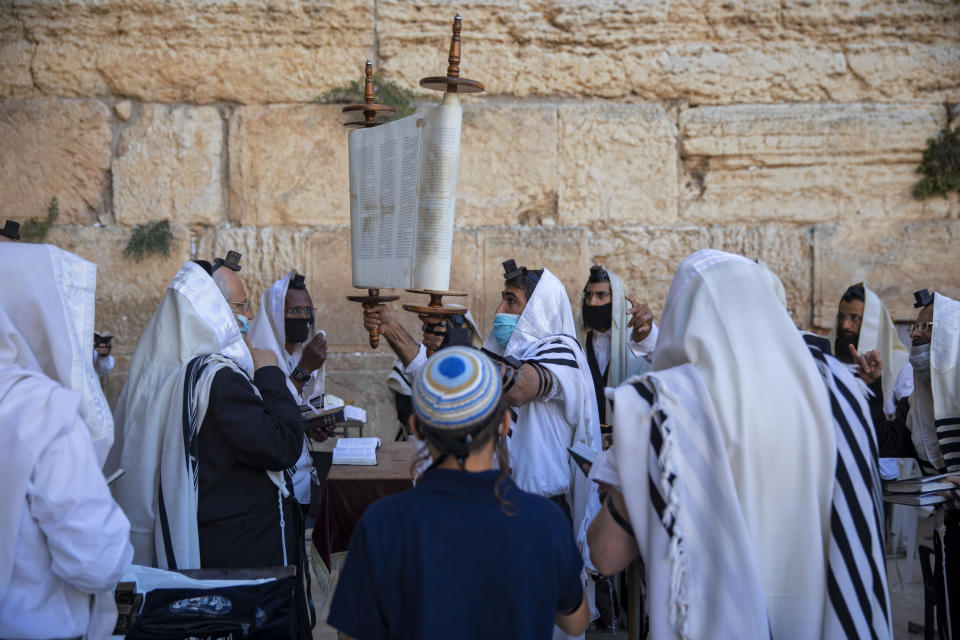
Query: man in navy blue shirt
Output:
[[327, 347, 589, 639]]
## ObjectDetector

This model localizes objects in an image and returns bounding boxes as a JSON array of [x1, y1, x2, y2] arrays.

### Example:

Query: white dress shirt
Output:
[[92, 349, 115, 377]]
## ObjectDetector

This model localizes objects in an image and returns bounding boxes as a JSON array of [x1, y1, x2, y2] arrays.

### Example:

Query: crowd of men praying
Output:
[[1, 215, 958, 639]]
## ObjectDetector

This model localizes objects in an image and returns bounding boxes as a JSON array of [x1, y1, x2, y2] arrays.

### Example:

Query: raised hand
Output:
[[251, 348, 279, 371], [848, 345, 882, 384], [625, 296, 654, 343], [299, 333, 328, 373]]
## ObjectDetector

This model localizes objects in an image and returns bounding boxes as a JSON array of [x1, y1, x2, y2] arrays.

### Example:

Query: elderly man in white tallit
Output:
[[873, 288, 960, 637], [109, 255, 305, 574], [588, 249, 891, 639], [0, 243, 132, 639]]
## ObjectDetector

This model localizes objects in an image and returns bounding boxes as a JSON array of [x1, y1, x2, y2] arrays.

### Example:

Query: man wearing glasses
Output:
[[872, 289, 960, 637]]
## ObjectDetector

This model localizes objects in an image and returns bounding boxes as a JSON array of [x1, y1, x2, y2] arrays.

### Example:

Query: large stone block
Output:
[[458, 103, 559, 226], [114, 104, 226, 226], [558, 104, 678, 226], [44, 224, 192, 360], [591, 224, 812, 326], [228, 104, 349, 226], [12, 0, 373, 104], [322, 351, 403, 444], [475, 226, 591, 337], [680, 103, 950, 224], [813, 221, 960, 328], [377, 1, 960, 103], [0, 98, 111, 225], [0, 20, 34, 99]]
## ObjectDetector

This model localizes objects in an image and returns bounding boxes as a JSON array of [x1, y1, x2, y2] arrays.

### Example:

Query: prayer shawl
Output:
[[0, 244, 112, 463], [482, 269, 602, 566], [0, 244, 118, 617], [908, 292, 960, 474], [249, 270, 322, 503], [109, 262, 285, 568], [610, 250, 890, 640], [576, 267, 651, 420], [829, 283, 911, 415]]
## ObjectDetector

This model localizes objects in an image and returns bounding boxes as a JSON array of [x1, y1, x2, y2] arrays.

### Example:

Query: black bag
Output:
[[126, 576, 297, 639]]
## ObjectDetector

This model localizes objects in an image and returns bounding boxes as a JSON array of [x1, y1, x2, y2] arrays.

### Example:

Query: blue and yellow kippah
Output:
[[413, 346, 503, 430]]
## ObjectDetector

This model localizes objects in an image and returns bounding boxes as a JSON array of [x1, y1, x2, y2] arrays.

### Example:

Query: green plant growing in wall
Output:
[[124, 220, 173, 262], [317, 73, 422, 119], [22, 197, 60, 242], [913, 127, 960, 200]]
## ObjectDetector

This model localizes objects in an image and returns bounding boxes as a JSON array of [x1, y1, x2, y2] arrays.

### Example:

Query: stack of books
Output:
[[883, 473, 957, 506]]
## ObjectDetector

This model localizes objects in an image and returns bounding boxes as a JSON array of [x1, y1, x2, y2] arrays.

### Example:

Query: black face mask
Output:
[[582, 302, 613, 332], [285, 318, 311, 344], [834, 334, 858, 363]]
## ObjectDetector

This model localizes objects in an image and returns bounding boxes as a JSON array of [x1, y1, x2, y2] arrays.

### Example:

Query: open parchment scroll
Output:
[[348, 92, 462, 290]]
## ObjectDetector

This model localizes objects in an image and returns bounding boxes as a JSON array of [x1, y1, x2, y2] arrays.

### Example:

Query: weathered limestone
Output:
[[44, 223, 191, 406], [9, 0, 373, 104], [458, 103, 558, 226], [377, 1, 960, 103], [680, 103, 950, 224], [813, 221, 960, 327], [229, 105, 350, 226], [592, 224, 812, 325], [558, 104, 677, 226], [0, 98, 112, 225], [114, 105, 226, 226]]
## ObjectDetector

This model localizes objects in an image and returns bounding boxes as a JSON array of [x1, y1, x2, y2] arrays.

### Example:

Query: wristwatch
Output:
[[291, 366, 310, 384]]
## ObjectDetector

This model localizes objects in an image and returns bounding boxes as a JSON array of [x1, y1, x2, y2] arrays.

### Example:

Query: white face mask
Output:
[[910, 342, 930, 372]]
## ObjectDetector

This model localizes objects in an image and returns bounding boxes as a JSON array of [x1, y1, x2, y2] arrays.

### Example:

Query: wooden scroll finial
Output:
[[343, 60, 397, 128], [420, 13, 485, 94], [347, 288, 401, 349], [403, 289, 469, 356]]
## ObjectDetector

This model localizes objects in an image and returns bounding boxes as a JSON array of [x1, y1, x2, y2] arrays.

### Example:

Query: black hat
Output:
[[914, 289, 934, 309], [588, 265, 610, 283], [1, 220, 21, 241], [290, 273, 306, 290], [212, 250, 242, 273]]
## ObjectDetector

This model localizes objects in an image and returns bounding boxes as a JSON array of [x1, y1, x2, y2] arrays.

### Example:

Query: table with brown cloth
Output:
[[312, 441, 417, 568]]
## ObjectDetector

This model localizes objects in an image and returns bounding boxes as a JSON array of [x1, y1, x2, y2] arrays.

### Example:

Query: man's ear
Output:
[[498, 412, 511, 438], [408, 414, 421, 440]]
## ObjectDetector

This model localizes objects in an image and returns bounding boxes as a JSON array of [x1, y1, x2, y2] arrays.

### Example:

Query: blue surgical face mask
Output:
[[492, 313, 519, 348], [910, 342, 930, 372], [236, 313, 250, 336]]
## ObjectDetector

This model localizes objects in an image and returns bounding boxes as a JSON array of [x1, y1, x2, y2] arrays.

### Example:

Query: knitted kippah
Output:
[[413, 346, 502, 430]]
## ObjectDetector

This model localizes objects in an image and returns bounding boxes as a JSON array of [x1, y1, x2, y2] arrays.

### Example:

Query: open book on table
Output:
[[332, 437, 382, 466]]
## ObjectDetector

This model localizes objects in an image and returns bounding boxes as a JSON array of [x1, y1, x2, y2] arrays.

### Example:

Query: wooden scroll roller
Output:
[[342, 60, 396, 128], [403, 290, 468, 356], [344, 62, 400, 349], [419, 13, 486, 95]]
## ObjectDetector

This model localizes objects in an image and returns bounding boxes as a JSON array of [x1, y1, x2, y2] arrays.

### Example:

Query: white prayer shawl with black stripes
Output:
[[482, 269, 602, 568], [609, 250, 890, 639], [908, 292, 960, 475]]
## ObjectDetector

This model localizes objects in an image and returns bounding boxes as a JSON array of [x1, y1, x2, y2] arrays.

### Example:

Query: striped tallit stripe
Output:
[[808, 342, 891, 639], [631, 380, 677, 537]]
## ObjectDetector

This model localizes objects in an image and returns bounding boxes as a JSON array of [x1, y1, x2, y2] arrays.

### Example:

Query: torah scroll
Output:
[[348, 93, 462, 291]]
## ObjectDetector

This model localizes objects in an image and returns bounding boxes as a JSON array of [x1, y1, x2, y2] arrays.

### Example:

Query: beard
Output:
[[834, 334, 858, 363]]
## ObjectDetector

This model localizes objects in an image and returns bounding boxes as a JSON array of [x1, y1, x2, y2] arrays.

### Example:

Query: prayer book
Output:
[[304, 404, 367, 430], [348, 93, 462, 290], [882, 493, 947, 507], [885, 472, 958, 494], [332, 437, 382, 466], [568, 442, 597, 477]]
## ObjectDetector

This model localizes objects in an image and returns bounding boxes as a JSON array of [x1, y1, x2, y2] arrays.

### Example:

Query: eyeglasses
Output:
[[836, 313, 862, 326], [286, 306, 316, 318], [910, 321, 934, 333], [229, 300, 251, 313], [583, 291, 611, 302]]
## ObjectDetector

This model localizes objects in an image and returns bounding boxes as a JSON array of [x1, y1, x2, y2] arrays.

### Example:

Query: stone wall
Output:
[[2, 0, 959, 441]]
